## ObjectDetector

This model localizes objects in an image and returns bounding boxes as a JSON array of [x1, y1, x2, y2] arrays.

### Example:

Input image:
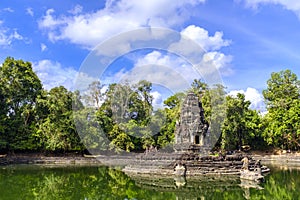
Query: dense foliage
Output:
[[0, 57, 299, 153], [0, 57, 43, 151], [220, 93, 263, 150], [262, 70, 300, 150]]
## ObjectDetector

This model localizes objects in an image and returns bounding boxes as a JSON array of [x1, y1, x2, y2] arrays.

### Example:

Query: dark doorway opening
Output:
[[195, 135, 200, 145]]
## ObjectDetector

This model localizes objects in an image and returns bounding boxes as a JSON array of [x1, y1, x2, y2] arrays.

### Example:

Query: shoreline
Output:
[[1, 152, 300, 168], [0, 153, 100, 166], [252, 153, 300, 168]]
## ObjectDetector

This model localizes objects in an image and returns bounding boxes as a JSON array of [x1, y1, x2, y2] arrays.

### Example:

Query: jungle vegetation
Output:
[[0, 57, 299, 153]]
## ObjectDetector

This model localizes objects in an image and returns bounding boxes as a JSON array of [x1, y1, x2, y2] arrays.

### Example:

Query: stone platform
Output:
[[122, 152, 270, 177]]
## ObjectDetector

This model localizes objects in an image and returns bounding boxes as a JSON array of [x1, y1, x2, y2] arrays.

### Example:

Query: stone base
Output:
[[173, 143, 211, 155]]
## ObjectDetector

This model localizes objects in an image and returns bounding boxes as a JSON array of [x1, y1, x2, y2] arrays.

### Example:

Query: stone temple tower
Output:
[[174, 92, 209, 152]]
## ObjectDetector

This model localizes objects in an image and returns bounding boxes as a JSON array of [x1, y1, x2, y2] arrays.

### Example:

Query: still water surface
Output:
[[0, 164, 299, 200]]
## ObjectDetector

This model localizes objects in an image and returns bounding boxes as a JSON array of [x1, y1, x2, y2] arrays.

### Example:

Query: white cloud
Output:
[[40, 43, 47, 52], [136, 51, 177, 67], [2, 8, 14, 13], [74, 72, 101, 92], [228, 87, 266, 111], [181, 25, 231, 51], [26, 7, 34, 16], [32, 60, 78, 91], [38, 0, 205, 48], [241, 0, 300, 19], [199, 51, 233, 75], [103, 51, 198, 94], [168, 25, 232, 78], [150, 91, 162, 106], [0, 21, 23, 46], [102, 45, 230, 93], [134, 51, 197, 87], [68, 4, 83, 15]]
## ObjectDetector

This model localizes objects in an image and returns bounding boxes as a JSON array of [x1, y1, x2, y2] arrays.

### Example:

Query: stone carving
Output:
[[241, 157, 249, 170], [240, 157, 264, 182], [174, 92, 209, 151]]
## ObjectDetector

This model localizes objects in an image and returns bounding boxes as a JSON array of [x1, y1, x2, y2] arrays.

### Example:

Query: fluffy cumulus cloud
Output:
[[169, 25, 232, 77], [32, 60, 78, 91], [241, 0, 300, 19], [200, 51, 233, 75], [125, 51, 196, 90], [228, 87, 266, 111], [181, 25, 231, 51], [38, 0, 205, 48], [0, 21, 23, 46]]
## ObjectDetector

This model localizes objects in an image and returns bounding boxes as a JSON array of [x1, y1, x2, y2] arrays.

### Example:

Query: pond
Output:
[[0, 164, 299, 200]]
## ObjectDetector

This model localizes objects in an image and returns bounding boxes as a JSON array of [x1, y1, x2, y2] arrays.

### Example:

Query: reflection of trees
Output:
[[250, 168, 300, 200], [0, 166, 175, 199], [0, 166, 299, 199]]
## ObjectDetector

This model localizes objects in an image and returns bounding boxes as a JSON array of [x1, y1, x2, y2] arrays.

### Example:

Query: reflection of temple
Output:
[[174, 92, 209, 152]]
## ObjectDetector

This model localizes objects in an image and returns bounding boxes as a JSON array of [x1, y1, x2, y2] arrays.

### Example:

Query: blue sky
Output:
[[1, 0, 300, 111]]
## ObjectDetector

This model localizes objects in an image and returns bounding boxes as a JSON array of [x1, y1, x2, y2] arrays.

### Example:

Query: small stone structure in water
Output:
[[173, 92, 209, 152]]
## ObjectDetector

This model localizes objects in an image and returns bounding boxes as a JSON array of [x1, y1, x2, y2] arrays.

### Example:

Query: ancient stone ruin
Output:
[[122, 92, 270, 179], [174, 92, 209, 152]]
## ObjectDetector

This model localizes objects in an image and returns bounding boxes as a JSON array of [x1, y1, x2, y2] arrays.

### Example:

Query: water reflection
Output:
[[0, 165, 299, 199], [239, 179, 263, 200], [174, 176, 186, 188]]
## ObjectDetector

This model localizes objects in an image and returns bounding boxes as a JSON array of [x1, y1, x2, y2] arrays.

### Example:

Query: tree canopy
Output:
[[0, 57, 299, 153], [262, 70, 300, 150], [0, 57, 42, 151]]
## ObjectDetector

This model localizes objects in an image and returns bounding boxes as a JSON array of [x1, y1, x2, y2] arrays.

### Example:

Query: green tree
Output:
[[97, 81, 154, 152], [221, 93, 262, 150], [262, 69, 300, 150], [36, 86, 83, 152], [0, 83, 8, 145], [73, 89, 109, 152], [158, 92, 185, 148], [0, 57, 42, 151], [74, 107, 109, 153]]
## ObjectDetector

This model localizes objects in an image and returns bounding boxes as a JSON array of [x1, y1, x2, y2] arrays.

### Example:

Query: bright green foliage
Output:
[[109, 124, 135, 152], [221, 93, 262, 150], [97, 81, 154, 152], [158, 92, 185, 147], [36, 86, 83, 151], [262, 70, 300, 150], [0, 57, 42, 151]]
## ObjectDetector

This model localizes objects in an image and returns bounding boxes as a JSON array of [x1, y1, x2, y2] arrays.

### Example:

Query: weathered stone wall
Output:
[[174, 92, 209, 151]]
